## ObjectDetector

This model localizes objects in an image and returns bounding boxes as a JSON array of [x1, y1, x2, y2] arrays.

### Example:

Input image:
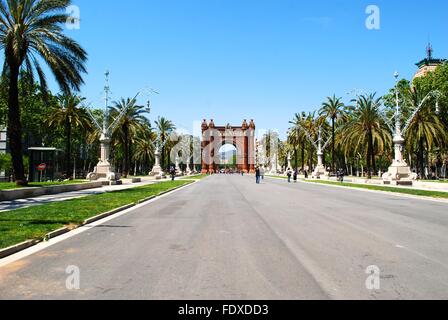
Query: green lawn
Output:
[[306, 180, 448, 199], [0, 180, 192, 250], [180, 174, 208, 180], [0, 180, 89, 191]]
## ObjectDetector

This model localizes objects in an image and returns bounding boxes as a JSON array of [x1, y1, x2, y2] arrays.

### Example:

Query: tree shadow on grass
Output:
[[0, 219, 71, 225]]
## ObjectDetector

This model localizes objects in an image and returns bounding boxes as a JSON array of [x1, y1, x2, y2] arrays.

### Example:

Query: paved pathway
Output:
[[1, 175, 448, 299]]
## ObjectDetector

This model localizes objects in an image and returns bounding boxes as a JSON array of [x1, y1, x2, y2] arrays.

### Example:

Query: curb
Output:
[[304, 180, 448, 203], [0, 181, 196, 260], [83, 203, 136, 225], [46, 227, 72, 240], [0, 240, 41, 259]]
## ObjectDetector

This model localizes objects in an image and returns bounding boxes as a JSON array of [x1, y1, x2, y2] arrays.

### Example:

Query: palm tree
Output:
[[155, 117, 176, 169], [301, 112, 320, 172], [341, 94, 391, 179], [287, 129, 298, 170], [320, 95, 345, 172], [288, 112, 307, 171], [404, 85, 447, 178], [133, 125, 156, 175], [110, 97, 149, 177], [45, 94, 91, 178], [0, 0, 87, 185]]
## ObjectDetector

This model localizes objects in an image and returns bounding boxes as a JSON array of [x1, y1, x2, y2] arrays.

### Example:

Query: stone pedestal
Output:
[[382, 133, 417, 185], [312, 150, 328, 179], [186, 163, 192, 175], [383, 161, 416, 185], [150, 148, 163, 176], [87, 134, 120, 182], [312, 165, 327, 179], [175, 156, 181, 174], [269, 153, 279, 175], [287, 153, 293, 170]]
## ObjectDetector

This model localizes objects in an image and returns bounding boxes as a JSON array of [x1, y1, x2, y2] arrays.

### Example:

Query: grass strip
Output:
[[0, 180, 192, 249], [306, 180, 448, 199], [180, 174, 208, 180]]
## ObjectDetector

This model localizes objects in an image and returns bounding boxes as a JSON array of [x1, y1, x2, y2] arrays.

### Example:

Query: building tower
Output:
[[413, 43, 447, 80]]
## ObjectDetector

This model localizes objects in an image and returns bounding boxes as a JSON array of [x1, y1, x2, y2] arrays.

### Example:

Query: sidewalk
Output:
[[0, 179, 158, 212], [339, 176, 448, 193]]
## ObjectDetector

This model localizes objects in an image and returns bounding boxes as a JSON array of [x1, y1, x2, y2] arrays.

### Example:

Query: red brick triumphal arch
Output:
[[201, 119, 256, 174]]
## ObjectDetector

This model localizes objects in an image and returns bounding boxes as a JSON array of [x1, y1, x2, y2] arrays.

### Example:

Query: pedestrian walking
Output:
[[337, 168, 345, 182], [256, 167, 261, 184], [170, 166, 176, 181], [287, 169, 292, 183], [293, 169, 298, 183]]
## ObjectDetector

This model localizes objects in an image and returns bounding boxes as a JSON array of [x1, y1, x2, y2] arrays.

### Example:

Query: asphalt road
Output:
[[1, 175, 448, 300]]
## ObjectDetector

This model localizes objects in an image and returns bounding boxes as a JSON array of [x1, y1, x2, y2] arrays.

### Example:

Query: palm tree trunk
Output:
[[294, 148, 298, 170], [161, 137, 165, 170], [366, 152, 372, 179], [7, 62, 26, 185], [301, 144, 305, 171], [123, 125, 130, 177], [65, 116, 72, 179], [367, 130, 374, 179], [309, 144, 313, 172], [332, 118, 335, 173], [419, 138, 425, 179], [372, 150, 376, 177]]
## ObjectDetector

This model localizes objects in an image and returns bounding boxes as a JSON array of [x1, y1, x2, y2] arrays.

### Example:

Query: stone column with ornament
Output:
[[150, 145, 163, 176], [312, 128, 328, 179]]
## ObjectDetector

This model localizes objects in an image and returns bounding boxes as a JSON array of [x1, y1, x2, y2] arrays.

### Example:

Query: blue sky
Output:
[[60, 0, 448, 138]]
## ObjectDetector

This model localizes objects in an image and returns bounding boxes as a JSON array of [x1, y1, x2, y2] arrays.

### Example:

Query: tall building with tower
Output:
[[413, 43, 447, 80]]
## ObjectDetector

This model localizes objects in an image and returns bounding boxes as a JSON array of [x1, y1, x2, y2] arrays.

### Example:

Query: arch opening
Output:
[[218, 144, 238, 171]]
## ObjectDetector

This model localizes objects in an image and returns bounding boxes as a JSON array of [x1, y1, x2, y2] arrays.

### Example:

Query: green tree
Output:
[[413, 63, 448, 120], [155, 117, 176, 169], [45, 94, 91, 178], [0, 0, 87, 185], [319, 95, 346, 172], [110, 97, 149, 178], [133, 124, 156, 175], [403, 84, 447, 178], [288, 112, 308, 171], [341, 94, 391, 179], [301, 113, 320, 172], [0, 152, 12, 176]]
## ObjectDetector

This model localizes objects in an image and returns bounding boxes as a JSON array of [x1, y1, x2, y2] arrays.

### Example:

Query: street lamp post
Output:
[[87, 72, 158, 181], [87, 70, 120, 182], [387, 71, 412, 184], [287, 152, 293, 170], [298, 123, 332, 179], [150, 144, 164, 177], [382, 71, 442, 185]]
